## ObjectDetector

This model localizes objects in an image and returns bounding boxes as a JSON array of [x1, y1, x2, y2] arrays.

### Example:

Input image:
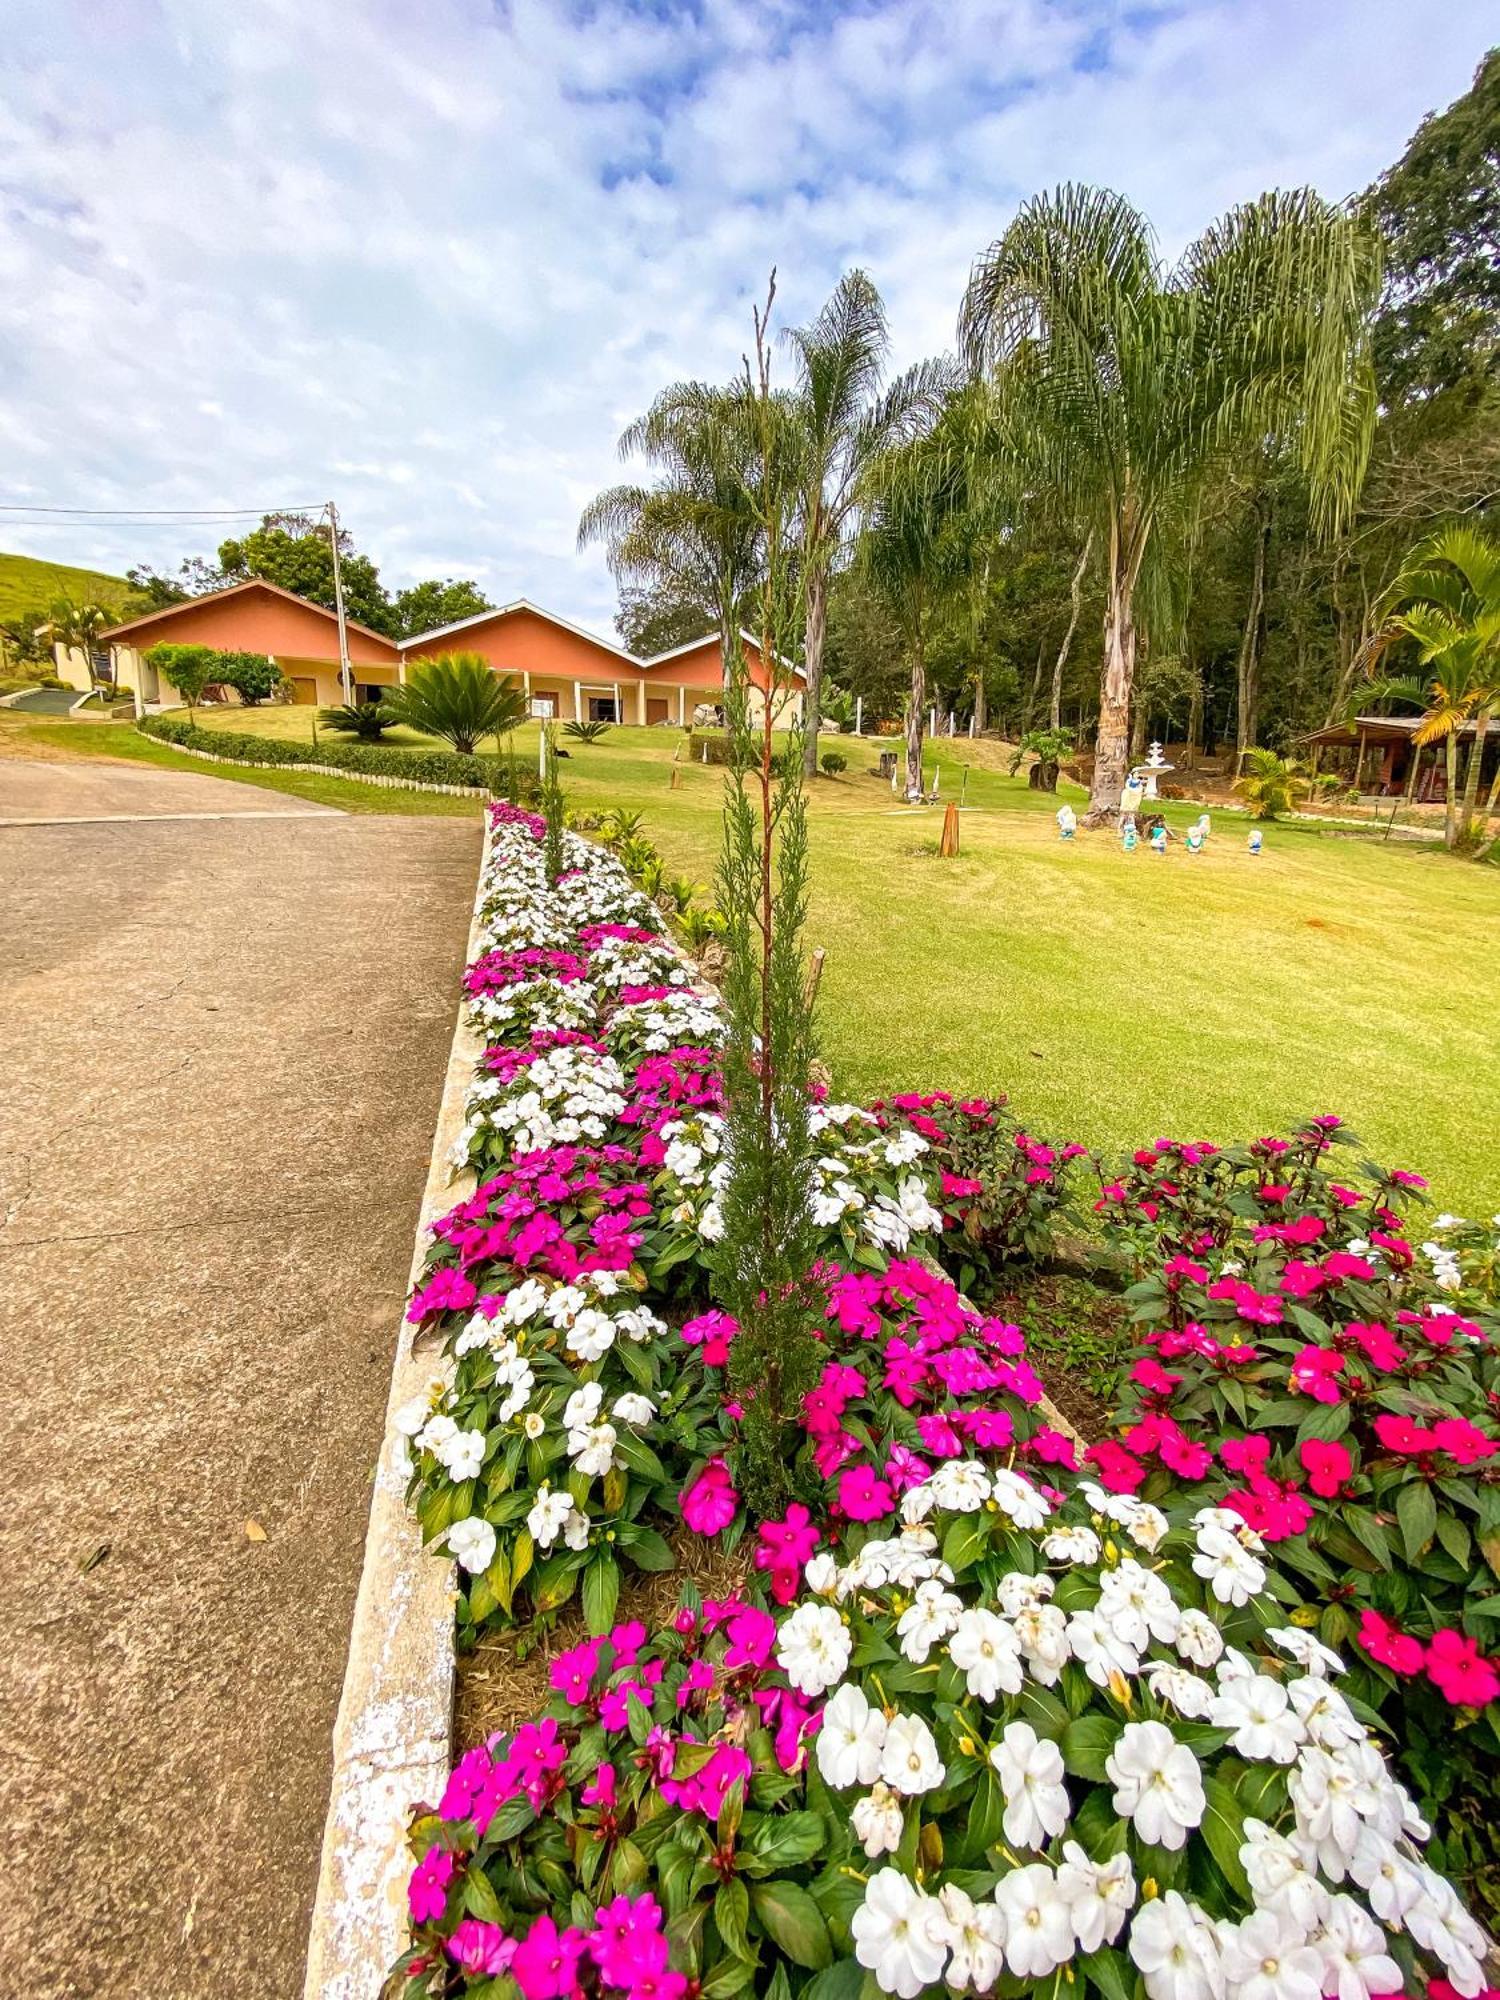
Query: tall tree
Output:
[[391, 577, 492, 640], [783, 271, 947, 774], [960, 183, 1378, 821], [214, 512, 397, 634], [578, 382, 763, 687], [613, 578, 710, 660]]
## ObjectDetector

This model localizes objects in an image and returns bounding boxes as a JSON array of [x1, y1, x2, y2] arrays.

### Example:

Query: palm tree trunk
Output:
[[1457, 714, 1488, 844], [1235, 494, 1270, 768], [1023, 644, 1043, 734], [973, 672, 988, 735], [1051, 530, 1092, 732], [800, 563, 828, 777], [905, 631, 926, 800], [1085, 555, 1136, 824], [1185, 665, 1202, 769], [1443, 732, 1459, 849]]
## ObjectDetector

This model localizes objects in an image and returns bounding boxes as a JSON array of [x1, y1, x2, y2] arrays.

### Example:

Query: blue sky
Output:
[[1, 0, 1493, 631]]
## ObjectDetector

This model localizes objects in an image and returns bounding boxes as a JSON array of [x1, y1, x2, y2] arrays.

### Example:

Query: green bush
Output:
[[137, 714, 539, 796], [820, 749, 848, 774]]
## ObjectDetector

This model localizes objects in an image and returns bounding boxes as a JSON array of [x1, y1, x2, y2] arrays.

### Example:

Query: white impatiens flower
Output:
[[437, 1427, 487, 1482], [880, 1712, 946, 1795], [776, 1602, 851, 1696], [803, 1551, 839, 1597], [1312, 1895, 1403, 2000], [933, 1883, 1006, 1994], [1217, 1908, 1324, 2000], [816, 1683, 888, 1790], [1144, 1663, 1217, 1720], [992, 1862, 1075, 1981], [1210, 1675, 1306, 1764], [1041, 1522, 1101, 1565], [1349, 1831, 1425, 1927], [1288, 1676, 1363, 1751], [928, 1461, 992, 1513], [526, 1483, 574, 1550], [896, 1580, 964, 1663], [851, 1783, 905, 1858], [417, 1412, 458, 1456], [1106, 1720, 1207, 1850], [851, 1868, 948, 1999], [496, 1361, 535, 1423], [1098, 1559, 1182, 1646], [1175, 1608, 1227, 1669], [948, 1607, 1023, 1700], [1128, 1889, 1224, 2000], [564, 1308, 616, 1362], [446, 1514, 496, 1574], [1056, 1841, 1134, 1954], [611, 1392, 655, 1426], [1013, 1601, 1071, 1685], [997, 1570, 1054, 1616], [1192, 1525, 1267, 1606], [562, 1382, 603, 1431], [989, 1467, 1051, 1530], [990, 1721, 1071, 1850], [568, 1420, 617, 1478], [522, 1410, 546, 1440], [1124, 1500, 1170, 1552], [1240, 1821, 1330, 1936], [1067, 1607, 1143, 1689], [1268, 1627, 1344, 1678]]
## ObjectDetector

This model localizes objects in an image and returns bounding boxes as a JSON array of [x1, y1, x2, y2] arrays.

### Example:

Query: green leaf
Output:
[[462, 1862, 504, 1925], [1201, 1777, 1250, 1899], [799, 1961, 867, 2000], [748, 1810, 828, 1868], [1061, 1715, 1123, 1783], [1397, 1479, 1438, 1564], [582, 1554, 621, 1636], [617, 1525, 675, 1572], [1436, 1510, 1472, 1568], [715, 1877, 751, 1960], [486, 1794, 536, 1841], [941, 1513, 991, 1573], [749, 1881, 833, 1970], [1078, 1946, 1136, 2000]]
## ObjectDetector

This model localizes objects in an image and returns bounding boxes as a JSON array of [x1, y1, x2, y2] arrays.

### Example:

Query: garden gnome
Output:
[[1121, 820, 1139, 853], [1193, 811, 1211, 843], [1120, 770, 1145, 831], [1185, 821, 1204, 855], [1150, 821, 1168, 855], [1056, 803, 1077, 840], [1248, 828, 1263, 855]]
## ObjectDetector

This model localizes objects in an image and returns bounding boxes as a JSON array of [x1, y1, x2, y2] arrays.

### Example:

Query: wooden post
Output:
[[939, 800, 960, 857], [854, 696, 863, 736], [803, 946, 826, 1015]]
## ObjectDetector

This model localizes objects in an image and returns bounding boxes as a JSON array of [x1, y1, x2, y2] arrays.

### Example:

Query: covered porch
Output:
[[1300, 715, 1500, 803]]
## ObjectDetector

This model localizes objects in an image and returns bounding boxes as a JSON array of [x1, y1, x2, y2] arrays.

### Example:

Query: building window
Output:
[[588, 695, 619, 723]]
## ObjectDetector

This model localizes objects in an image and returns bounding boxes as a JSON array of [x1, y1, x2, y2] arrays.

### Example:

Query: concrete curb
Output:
[[302, 810, 493, 2000]]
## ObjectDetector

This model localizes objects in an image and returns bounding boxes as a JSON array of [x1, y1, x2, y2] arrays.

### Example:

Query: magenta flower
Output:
[[511, 1916, 588, 2000], [1299, 1437, 1354, 1498], [1289, 1345, 1345, 1402], [548, 1638, 603, 1707], [447, 1919, 514, 1976], [681, 1457, 739, 1535], [1360, 1609, 1425, 1676], [1084, 1439, 1146, 1493], [407, 1845, 455, 1924], [837, 1463, 896, 1521], [1427, 1630, 1500, 1706]]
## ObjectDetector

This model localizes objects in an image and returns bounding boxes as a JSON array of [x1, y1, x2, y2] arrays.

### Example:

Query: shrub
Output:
[[819, 750, 847, 774], [1235, 748, 1313, 818], [320, 700, 400, 740], [215, 649, 282, 705], [563, 719, 612, 745], [136, 714, 538, 795], [386, 654, 528, 754]]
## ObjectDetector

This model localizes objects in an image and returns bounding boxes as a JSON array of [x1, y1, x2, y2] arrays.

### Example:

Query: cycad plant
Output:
[[959, 183, 1378, 823], [385, 654, 526, 754], [1234, 747, 1312, 819], [320, 700, 398, 740], [1362, 523, 1500, 850]]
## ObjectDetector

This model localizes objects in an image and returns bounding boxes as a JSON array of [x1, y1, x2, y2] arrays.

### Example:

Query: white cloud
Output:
[[0, 0, 1491, 627]]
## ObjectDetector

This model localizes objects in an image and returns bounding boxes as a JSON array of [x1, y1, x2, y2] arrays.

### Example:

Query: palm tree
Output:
[[43, 599, 114, 699], [579, 381, 763, 689], [959, 184, 1378, 824], [862, 408, 973, 798], [1234, 747, 1312, 819], [782, 271, 949, 774], [386, 655, 527, 754], [1361, 523, 1500, 850]]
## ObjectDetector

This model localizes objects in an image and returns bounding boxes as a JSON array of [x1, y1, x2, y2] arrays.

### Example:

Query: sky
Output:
[[0, 0, 1493, 635]]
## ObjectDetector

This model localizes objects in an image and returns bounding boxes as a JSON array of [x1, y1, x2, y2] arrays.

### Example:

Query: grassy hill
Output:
[[0, 550, 135, 626]]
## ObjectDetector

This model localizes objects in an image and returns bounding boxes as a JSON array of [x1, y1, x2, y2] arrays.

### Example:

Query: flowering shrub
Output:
[[1093, 1120, 1500, 1907]]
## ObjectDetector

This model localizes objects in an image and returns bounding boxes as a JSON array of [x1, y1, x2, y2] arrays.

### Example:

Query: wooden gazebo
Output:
[[1299, 714, 1497, 801]]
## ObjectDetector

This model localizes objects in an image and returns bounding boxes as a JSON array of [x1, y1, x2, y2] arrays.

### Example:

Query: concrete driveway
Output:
[[0, 794, 480, 1997], [0, 752, 341, 822]]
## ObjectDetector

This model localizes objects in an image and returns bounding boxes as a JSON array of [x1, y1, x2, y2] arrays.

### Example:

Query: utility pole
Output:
[[326, 500, 353, 703]]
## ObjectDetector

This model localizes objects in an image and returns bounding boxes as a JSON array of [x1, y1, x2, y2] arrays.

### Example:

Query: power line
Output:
[[0, 501, 326, 519]]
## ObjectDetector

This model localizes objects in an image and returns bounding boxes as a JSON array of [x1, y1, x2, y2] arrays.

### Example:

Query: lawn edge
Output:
[[301, 810, 492, 2000]]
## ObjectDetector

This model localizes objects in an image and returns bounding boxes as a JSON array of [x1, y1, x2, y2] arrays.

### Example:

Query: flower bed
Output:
[[374, 802, 1496, 1996]]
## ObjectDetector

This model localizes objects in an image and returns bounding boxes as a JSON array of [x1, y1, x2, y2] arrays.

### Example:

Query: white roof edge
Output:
[[642, 626, 805, 681], [399, 597, 642, 663]]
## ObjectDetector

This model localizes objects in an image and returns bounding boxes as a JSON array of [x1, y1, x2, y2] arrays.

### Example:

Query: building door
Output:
[[647, 697, 670, 725], [290, 677, 318, 705]]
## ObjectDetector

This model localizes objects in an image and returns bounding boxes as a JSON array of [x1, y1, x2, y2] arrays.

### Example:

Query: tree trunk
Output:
[[1235, 494, 1271, 767], [1084, 558, 1136, 824], [973, 672, 988, 736], [1051, 529, 1092, 732], [1402, 739, 1424, 809], [1023, 644, 1043, 734], [1185, 667, 1203, 770], [1443, 732, 1459, 849], [1129, 695, 1148, 765], [905, 634, 926, 800], [800, 564, 827, 777], [1456, 713, 1488, 843]]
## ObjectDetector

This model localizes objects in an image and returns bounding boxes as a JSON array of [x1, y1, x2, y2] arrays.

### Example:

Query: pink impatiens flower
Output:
[[681, 1457, 739, 1535], [447, 1920, 515, 1976], [1426, 1630, 1500, 1707], [511, 1916, 588, 2000], [1289, 1345, 1345, 1403], [1359, 1609, 1425, 1676], [1299, 1437, 1354, 1498], [754, 1504, 821, 1604], [407, 1845, 455, 1924], [837, 1463, 896, 1521]]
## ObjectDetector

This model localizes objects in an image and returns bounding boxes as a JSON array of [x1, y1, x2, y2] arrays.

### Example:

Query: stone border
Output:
[[302, 810, 493, 1999], [140, 731, 499, 799]]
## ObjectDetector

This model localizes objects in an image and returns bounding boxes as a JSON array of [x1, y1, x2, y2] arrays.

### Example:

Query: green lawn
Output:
[[0, 549, 134, 625], [14, 704, 1499, 1215]]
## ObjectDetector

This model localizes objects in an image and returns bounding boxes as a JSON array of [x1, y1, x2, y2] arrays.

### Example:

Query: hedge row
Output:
[[137, 715, 539, 796]]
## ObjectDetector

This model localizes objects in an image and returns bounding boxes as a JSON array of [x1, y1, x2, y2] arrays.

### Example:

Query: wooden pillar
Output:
[[612, 680, 621, 724], [635, 679, 647, 726]]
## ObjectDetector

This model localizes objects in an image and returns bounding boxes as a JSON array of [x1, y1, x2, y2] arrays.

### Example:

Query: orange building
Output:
[[96, 583, 802, 723]]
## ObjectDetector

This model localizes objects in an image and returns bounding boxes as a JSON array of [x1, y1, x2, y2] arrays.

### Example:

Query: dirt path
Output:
[[0, 809, 480, 1998]]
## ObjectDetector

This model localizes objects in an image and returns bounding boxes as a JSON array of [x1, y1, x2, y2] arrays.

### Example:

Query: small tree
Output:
[[539, 726, 567, 885], [1007, 724, 1075, 792], [1234, 747, 1312, 818], [216, 650, 283, 705], [146, 643, 217, 713], [385, 654, 526, 754]]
